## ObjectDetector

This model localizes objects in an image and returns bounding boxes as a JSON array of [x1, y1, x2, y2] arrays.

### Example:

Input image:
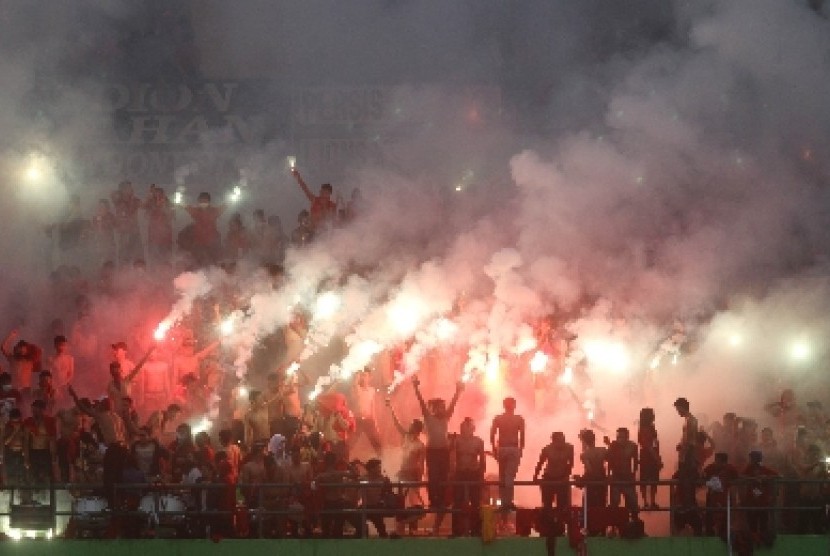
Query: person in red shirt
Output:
[[291, 169, 337, 231], [184, 192, 225, 266], [144, 184, 174, 267], [702, 452, 739, 537], [742, 450, 778, 543]]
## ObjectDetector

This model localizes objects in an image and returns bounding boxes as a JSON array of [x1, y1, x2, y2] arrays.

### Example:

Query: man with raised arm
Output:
[[290, 168, 337, 231], [412, 375, 463, 510]]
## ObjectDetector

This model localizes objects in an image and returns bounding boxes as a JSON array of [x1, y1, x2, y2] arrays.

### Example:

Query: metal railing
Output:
[[0, 476, 826, 542]]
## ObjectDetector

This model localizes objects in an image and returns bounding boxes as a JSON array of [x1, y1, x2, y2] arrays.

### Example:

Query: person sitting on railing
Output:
[[702, 452, 739, 537], [742, 450, 778, 546]]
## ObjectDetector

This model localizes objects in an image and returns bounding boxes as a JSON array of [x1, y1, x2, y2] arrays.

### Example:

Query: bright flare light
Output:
[[229, 185, 242, 203], [558, 366, 574, 386], [286, 362, 300, 376], [154, 321, 171, 341], [192, 417, 212, 434], [729, 334, 743, 347], [584, 340, 630, 373], [387, 297, 423, 336], [314, 292, 341, 320], [530, 351, 549, 374], [24, 153, 49, 183], [790, 341, 810, 362], [220, 317, 234, 336], [435, 318, 458, 341], [174, 191, 184, 205], [237, 386, 249, 398], [287, 155, 297, 169]]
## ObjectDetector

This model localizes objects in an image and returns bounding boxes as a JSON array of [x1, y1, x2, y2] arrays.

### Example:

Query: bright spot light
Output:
[[558, 366, 573, 385], [435, 318, 458, 341], [24, 152, 50, 183], [287, 155, 296, 169], [220, 318, 234, 336], [174, 191, 184, 205], [584, 340, 630, 373], [46, 529, 53, 540], [286, 362, 300, 376], [387, 297, 423, 336], [729, 334, 743, 347], [192, 417, 212, 435], [314, 292, 341, 320], [530, 351, 549, 374], [237, 386, 249, 398], [790, 341, 810, 362], [455, 185, 463, 192], [8, 529, 21, 541], [233, 185, 241, 196], [154, 321, 171, 341], [671, 352, 679, 366], [308, 388, 321, 401], [485, 348, 501, 382], [587, 410, 594, 421]]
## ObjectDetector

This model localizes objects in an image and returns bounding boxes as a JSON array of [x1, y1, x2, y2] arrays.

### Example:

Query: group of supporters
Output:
[[0, 172, 828, 544], [50, 169, 362, 272]]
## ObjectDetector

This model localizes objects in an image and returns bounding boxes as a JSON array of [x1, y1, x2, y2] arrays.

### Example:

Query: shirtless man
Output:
[[140, 347, 172, 412], [350, 370, 382, 456], [145, 403, 182, 445], [173, 337, 219, 389], [490, 397, 525, 511], [674, 397, 699, 470], [24, 400, 58, 492], [245, 391, 271, 449], [48, 335, 74, 401], [453, 417, 486, 536], [56, 405, 81, 481], [68, 385, 126, 446], [533, 432, 574, 514], [107, 345, 154, 414]]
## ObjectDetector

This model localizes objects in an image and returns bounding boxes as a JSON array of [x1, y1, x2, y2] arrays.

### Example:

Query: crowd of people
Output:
[[0, 172, 829, 546], [49, 170, 362, 272]]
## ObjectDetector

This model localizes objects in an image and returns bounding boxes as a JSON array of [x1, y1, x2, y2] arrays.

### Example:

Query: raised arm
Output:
[[126, 345, 156, 382], [67, 385, 94, 417], [533, 451, 546, 481], [386, 398, 406, 437], [1, 329, 18, 359], [411, 376, 428, 417], [194, 340, 220, 361], [291, 170, 316, 203], [446, 381, 464, 419]]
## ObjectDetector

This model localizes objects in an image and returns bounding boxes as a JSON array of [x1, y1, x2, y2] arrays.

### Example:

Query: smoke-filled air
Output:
[[0, 0, 829, 535]]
